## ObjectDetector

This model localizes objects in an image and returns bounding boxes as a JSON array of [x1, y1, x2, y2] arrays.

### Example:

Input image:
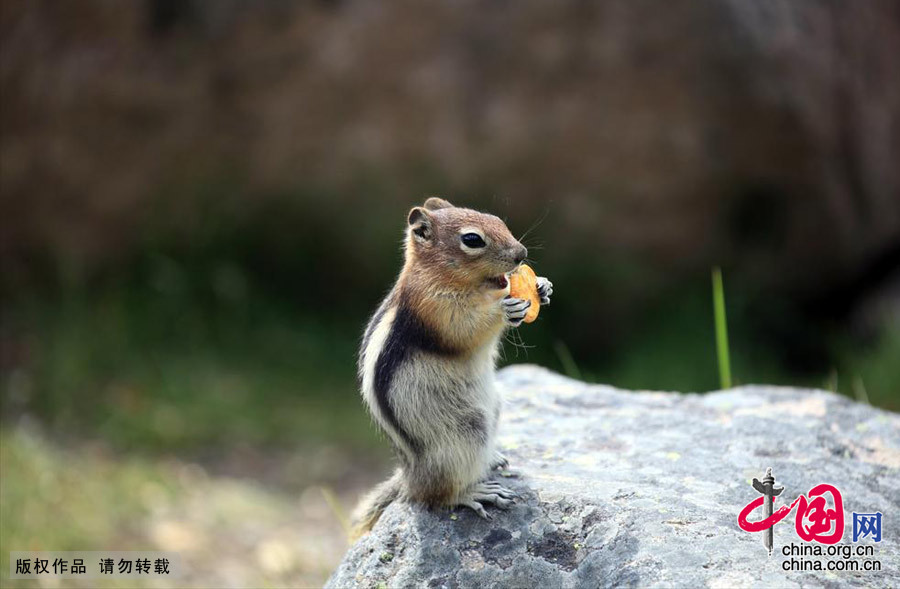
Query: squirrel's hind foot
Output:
[[478, 480, 518, 499], [456, 482, 518, 519]]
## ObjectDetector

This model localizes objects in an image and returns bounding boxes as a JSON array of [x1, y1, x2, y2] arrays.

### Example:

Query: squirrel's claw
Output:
[[473, 493, 514, 510], [536, 277, 553, 305], [458, 500, 491, 520], [503, 296, 531, 326], [480, 480, 519, 498]]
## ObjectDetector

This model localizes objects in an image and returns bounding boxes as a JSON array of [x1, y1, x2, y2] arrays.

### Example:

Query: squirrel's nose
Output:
[[513, 245, 528, 264]]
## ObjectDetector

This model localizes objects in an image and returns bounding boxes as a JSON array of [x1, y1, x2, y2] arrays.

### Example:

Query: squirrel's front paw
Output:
[[502, 296, 531, 327], [536, 277, 553, 305]]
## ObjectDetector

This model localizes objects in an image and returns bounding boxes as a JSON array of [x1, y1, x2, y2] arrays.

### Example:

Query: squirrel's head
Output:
[[405, 197, 527, 291]]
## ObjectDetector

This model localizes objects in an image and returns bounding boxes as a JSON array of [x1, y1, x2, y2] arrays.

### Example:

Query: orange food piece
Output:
[[509, 264, 540, 323]]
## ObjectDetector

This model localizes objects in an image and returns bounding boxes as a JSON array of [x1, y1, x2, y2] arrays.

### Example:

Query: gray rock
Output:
[[327, 365, 900, 588]]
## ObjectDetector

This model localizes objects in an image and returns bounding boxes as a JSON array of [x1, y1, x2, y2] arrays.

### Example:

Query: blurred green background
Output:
[[1, 1, 898, 586]]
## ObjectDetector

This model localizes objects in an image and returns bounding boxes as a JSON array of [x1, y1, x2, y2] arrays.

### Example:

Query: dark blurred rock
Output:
[[327, 365, 900, 588]]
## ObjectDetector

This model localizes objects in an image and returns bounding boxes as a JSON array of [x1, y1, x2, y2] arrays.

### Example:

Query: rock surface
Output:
[[327, 365, 900, 588]]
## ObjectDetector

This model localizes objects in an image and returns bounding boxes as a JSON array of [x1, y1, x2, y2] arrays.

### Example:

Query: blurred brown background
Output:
[[2, 1, 899, 586]]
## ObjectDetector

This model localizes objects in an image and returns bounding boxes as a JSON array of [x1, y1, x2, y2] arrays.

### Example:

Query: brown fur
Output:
[[399, 201, 526, 352]]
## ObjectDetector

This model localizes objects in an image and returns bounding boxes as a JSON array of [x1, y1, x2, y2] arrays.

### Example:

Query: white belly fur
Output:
[[391, 342, 501, 491], [361, 303, 501, 493]]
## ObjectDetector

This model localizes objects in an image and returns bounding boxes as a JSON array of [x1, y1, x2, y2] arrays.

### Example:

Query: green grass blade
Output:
[[554, 340, 583, 381], [319, 486, 352, 542], [712, 267, 732, 389]]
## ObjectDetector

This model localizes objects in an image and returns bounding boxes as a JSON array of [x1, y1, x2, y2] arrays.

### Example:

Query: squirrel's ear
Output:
[[408, 207, 434, 241], [423, 197, 453, 211]]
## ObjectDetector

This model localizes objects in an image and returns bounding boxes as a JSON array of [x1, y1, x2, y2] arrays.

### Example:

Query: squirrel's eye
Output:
[[460, 233, 486, 248]]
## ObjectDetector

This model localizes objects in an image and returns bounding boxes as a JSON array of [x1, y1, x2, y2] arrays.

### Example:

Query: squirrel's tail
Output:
[[350, 468, 403, 541]]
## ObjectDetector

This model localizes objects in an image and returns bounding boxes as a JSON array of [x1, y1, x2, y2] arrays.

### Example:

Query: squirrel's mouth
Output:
[[486, 274, 509, 290]]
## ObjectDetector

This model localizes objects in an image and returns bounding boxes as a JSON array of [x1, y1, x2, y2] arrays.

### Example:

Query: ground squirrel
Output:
[[352, 197, 553, 537]]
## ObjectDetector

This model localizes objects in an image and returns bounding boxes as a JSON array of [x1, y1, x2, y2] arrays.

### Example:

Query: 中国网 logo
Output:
[[737, 467, 883, 556]]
